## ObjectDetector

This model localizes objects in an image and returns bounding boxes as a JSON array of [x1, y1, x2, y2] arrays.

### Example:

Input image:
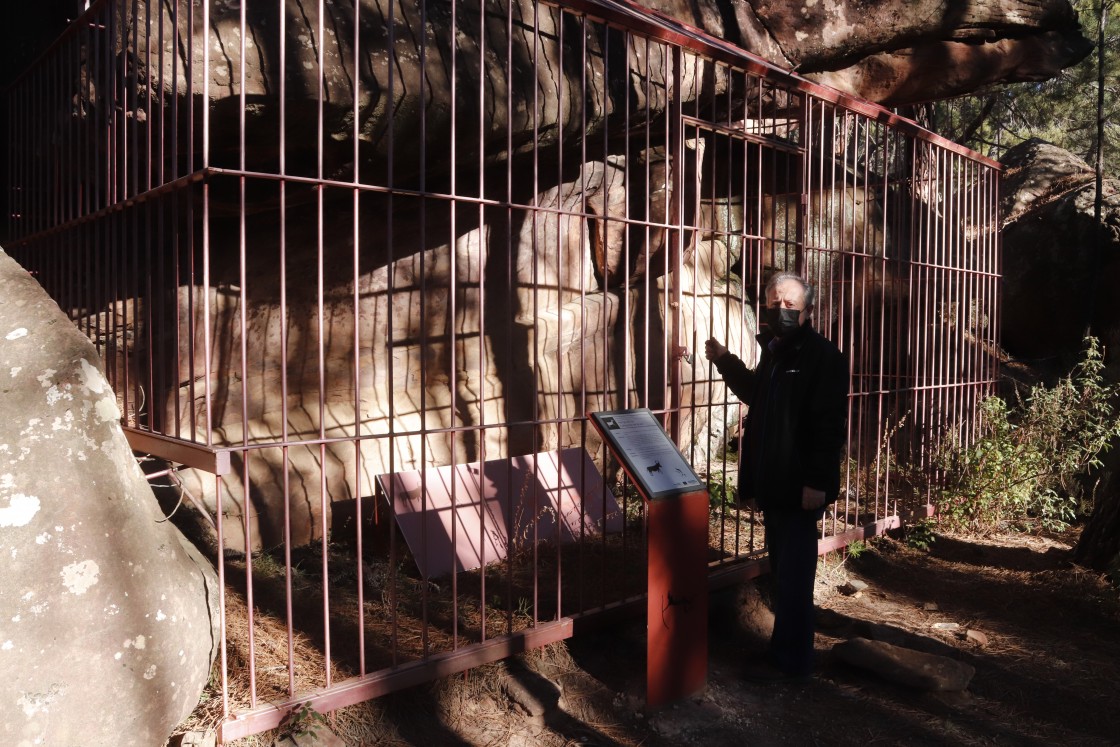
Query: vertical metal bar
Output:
[[387, 0, 400, 663], [919, 139, 932, 494], [34, 16, 42, 236], [875, 123, 891, 519], [887, 129, 904, 508], [70, 30, 77, 225], [860, 116, 873, 522], [316, 0, 333, 688], [27, 65, 34, 234], [183, 11, 196, 443], [105, 189, 115, 387], [930, 144, 943, 467], [935, 147, 948, 465], [530, 0, 541, 629], [201, 193, 214, 452], [50, 34, 59, 233], [749, 80, 763, 551], [575, 9, 593, 615], [912, 137, 925, 482], [9, 78, 16, 239], [124, 15, 135, 418], [215, 474, 230, 722], [241, 0, 248, 171], [130, 0, 139, 198], [151, 194, 162, 433], [352, 0, 366, 677], [279, 0, 296, 679], [966, 157, 978, 438], [201, 0, 209, 170], [243, 452, 257, 706], [25, 68, 31, 235], [237, 0, 256, 707], [949, 152, 961, 451], [731, 74, 750, 557], [908, 138, 923, 503], [174, 180, 185, 441], [170, 0, 180, 181], [124, 174, 135, 423], [449, 0, 460, 648], [145, 0, 153, 193], [156, 0, 165, 189], [950, 150, 959, 450], [584, 13, 601, 606], [667, 45, 683, 441], [7, 82, 12, 239], [38, 44, 43, 234], [555, 0, 566, 623], [974, 161, 984, 442], [94, 2, 104, 215], [112, 0, 121, 206], [476, 0, 489, 641], [419, 0, 431, 656], [954, 154, 963, 448], [143, 4, 156, 431], [992, 166, 1001, 393], [921, 143, 935, 489]]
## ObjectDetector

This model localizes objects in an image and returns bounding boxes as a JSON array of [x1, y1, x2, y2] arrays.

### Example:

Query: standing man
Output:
[[705, 272, 848, 681]]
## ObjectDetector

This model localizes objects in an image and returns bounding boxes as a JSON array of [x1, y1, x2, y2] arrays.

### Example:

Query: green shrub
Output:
[[706, 470, 738, 510], [845, 539, 868, 559], [935, 337, 1120, 533], [282, 703, 329, 741], [905, 518, 937, 551]]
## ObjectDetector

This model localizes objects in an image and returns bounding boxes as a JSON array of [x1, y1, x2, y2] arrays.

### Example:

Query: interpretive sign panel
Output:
[[590, 408, 704, 500]]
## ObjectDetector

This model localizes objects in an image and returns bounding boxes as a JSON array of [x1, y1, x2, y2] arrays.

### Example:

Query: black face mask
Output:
[[761, 306, 802, 337]]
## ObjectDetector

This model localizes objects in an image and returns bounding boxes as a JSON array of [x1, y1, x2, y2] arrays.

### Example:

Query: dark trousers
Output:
[[763, 508, 821, 675]]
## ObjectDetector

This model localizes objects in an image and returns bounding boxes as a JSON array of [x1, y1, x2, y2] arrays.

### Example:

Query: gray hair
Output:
[[765, 272, 815, 309]]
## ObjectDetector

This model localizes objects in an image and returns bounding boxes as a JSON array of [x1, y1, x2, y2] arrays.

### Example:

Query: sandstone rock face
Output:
[[998, 139, 1120, 362], [164, 150, 757, 551], [0, 249, 219, 747], [96, 0, 1088, 184]]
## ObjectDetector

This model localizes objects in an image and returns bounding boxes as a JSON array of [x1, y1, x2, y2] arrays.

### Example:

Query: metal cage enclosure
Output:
[[4, 0, 1000, 740]]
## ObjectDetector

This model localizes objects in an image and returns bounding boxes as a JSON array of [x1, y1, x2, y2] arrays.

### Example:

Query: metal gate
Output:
[[3, 0, 1000, 740]]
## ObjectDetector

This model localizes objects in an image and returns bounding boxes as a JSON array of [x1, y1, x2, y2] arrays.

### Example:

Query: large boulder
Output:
[[833, 637, 976, 691], [999, 139, 1120, 363], [0, 249, 219, 747]]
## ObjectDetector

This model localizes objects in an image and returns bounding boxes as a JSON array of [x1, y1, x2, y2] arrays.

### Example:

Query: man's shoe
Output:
[[742, 659, 812, 685]]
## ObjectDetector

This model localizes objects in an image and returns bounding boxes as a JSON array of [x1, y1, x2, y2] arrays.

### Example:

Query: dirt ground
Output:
[[243, 528, 1120, 746]]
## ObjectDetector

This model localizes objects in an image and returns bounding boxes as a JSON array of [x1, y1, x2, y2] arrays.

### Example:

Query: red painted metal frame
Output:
[[220, 617, 578, 741], [3, 0, 1001, 742], [124, 426, 231, 475]]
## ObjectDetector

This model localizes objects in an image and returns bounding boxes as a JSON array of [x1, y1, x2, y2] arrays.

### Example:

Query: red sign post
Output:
[[590, 409, 709, 708]]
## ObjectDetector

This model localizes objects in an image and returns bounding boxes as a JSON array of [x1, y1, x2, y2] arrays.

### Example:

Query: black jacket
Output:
[[714, 322, 848, 513]]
